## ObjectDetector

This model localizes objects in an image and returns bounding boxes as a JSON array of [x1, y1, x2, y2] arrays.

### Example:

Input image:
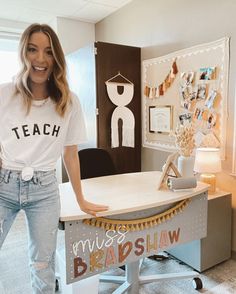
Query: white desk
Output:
[[59, 171, 208, 293]]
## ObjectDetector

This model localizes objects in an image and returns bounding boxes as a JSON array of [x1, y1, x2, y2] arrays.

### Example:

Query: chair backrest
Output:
[[78, 148, 116, 180]]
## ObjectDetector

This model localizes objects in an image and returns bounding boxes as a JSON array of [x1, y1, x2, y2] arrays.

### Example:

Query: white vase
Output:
[[177, 155, 194, 177]]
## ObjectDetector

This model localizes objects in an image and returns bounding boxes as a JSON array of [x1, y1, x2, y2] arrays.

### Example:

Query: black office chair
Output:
[[78, 148, 127, 273], [78, 148, 116, 179]]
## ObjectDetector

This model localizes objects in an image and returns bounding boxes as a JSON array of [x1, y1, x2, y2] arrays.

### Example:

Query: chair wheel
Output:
[[55, 278, 60, 292], [192, 277, 203, 290]]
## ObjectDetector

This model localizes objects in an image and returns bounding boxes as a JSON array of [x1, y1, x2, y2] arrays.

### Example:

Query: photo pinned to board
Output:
[[196, 84, 207, 100], [188, 86, 198, 101], [180, 71, 195, 86], [193, 107, 209, 129], [194, 107, 204, 120], [179, 75, 199, 114], [207, 112, 217, 129], [179, 86, 197, 111], [193, 107, 210, 131], [180, 99, 194, 111], [199, 67, 216, 80], [205, 89, 218, 109], [179, 112, 192, 125], [179, 85, 189, 100]]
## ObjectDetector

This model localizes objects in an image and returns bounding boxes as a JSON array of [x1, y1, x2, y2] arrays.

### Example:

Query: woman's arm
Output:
[[62, 145, 109, 216]]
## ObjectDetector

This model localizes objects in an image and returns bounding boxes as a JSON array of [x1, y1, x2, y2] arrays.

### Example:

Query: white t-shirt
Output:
[[0, 82, 87, 171]]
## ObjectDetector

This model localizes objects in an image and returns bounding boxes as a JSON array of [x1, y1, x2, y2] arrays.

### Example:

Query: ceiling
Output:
[[0, 0, 132, 24]]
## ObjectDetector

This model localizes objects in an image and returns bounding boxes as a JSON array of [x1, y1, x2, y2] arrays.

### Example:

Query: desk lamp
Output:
[[194, 147, 221, 194]]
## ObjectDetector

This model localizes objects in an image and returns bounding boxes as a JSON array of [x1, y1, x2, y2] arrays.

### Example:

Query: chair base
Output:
[[100, 260, 202, 294]]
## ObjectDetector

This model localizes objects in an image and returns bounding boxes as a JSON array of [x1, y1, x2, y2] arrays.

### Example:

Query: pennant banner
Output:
[[144, 60, 178, 99]]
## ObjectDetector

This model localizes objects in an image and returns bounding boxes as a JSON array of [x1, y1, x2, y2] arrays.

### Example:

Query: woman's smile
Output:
[[27, 31, 54, 88]]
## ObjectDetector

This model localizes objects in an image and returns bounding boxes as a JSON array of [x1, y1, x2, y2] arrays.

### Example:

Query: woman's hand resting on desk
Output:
[[79, 198, 109, 216], [62, 145, 109, 216]]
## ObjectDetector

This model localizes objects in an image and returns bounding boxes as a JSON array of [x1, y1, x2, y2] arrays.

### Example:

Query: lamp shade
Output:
[[194, 148, 222, 173]]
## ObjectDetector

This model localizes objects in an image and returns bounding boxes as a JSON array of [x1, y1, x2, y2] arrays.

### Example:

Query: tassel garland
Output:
[[83, 198, 190, 232]]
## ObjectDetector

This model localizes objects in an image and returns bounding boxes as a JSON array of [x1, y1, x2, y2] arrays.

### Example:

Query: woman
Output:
[[0, 23, 108, 293]]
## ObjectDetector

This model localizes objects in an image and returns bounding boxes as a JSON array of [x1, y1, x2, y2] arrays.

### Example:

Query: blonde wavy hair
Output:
[[14, 23, 71, 116]]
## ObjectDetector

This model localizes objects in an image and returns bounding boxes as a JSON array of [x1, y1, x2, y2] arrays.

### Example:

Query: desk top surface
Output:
[[59, 171, 208, 221]]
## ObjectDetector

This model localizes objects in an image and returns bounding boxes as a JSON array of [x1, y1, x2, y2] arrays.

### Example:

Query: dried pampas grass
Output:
[[174, 123, 195, 157]]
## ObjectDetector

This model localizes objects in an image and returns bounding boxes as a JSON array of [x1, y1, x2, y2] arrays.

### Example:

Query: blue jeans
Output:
[[0, 168, 60, 294]]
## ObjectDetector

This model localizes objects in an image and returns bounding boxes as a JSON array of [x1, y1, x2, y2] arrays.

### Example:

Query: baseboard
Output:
[[231, 250, 236, 260]]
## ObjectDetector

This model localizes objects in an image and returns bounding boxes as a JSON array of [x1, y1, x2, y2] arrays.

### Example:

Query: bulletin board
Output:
[[142, 37, 229, 158]]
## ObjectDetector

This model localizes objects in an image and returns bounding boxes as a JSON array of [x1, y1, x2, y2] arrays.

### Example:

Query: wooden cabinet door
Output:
[[95, 42, 141, 174]]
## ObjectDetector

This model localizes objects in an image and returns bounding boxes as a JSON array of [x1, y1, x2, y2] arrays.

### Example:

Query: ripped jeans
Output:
[[0, 168, 60, 294]]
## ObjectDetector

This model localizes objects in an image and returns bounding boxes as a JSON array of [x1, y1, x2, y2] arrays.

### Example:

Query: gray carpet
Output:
[[0, 211, 236, 294]]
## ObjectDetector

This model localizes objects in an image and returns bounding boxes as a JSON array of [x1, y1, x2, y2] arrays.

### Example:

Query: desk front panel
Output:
[[64, 192, 207, 284]]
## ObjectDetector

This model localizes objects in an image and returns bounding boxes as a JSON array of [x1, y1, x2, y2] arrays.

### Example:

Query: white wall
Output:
[[96, 0, 236, 252], [0, 18, 29, 34], [55, 17, 96, 182], [56, 17, 95, 55], [0, 17, 95, 55]]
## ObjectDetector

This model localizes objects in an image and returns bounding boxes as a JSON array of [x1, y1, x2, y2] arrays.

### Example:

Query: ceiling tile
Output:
[[0, 0, 133, 24], [16, 8, 55, 24], [72, 2, 117, 22], [89, 0, 131, 8]]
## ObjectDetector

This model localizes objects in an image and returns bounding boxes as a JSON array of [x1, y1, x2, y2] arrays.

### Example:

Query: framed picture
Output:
[[149, 105, 173, 133]]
